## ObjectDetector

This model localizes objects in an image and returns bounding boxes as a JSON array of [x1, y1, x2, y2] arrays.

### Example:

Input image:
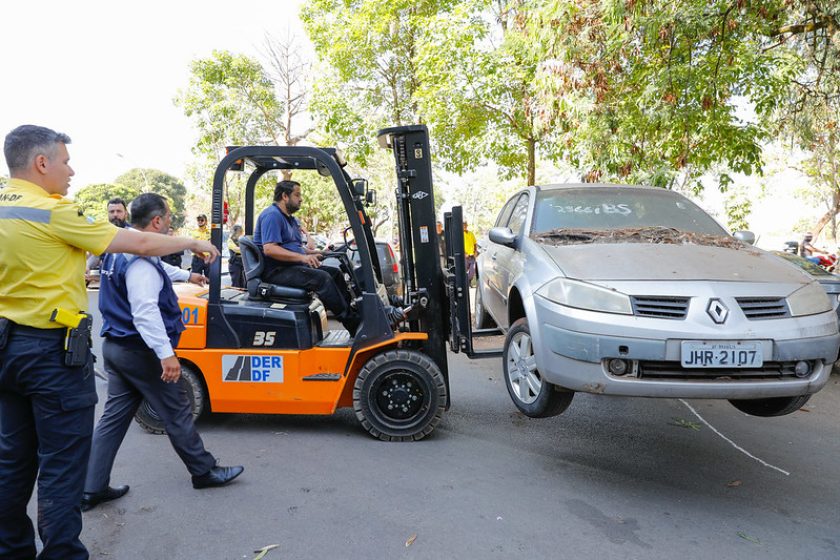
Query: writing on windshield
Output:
[[533, 187, 727, 236]]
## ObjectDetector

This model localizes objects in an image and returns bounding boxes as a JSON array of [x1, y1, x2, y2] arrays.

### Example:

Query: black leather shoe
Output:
[[192, 465, 244, 489], [81, 485, 129, 512]]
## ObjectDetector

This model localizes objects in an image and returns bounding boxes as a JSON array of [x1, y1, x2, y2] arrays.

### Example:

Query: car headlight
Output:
[[536, 278, 632, 315], [787, 282, 832, 317]]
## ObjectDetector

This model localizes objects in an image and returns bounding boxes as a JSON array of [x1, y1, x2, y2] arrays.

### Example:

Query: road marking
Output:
[[679, 399, 790, 476]]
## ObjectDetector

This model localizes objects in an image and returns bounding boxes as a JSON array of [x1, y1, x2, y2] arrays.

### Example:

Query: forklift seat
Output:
[[238, 236, 310, 303]]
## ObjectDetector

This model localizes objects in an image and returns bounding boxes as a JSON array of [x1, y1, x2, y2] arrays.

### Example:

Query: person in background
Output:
[[436, 220, 447, 269], [463, 220, 478, 286], [228, 224, 245, 288], [800, 232, 828, 264], [0, 124, 219, 560], [190, 214, 211, 276], [161, 226, 184, 268], [85, 198, 130, 283], [106, 198, 128, 228], [82, 193, 242, 513]]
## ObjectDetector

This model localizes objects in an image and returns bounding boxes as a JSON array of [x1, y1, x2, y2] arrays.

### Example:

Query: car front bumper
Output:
[[530, 296, 840, 399]]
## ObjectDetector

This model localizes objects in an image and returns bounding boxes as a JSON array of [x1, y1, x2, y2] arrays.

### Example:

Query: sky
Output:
[[0, 0, 307, 193]]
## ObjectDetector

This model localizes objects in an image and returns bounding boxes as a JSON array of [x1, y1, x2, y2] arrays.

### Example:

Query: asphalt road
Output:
[[43, 291, 840, 559]]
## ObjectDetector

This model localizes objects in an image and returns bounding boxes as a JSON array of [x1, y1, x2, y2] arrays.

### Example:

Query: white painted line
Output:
[[679, 399, 790, 476]]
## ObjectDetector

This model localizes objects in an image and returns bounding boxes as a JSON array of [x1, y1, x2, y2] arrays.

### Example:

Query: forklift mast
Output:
[[377, 125, 450, 385]]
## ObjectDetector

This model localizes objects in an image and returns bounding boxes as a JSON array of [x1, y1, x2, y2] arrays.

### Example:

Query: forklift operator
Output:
[[254, 180, 360, 335]]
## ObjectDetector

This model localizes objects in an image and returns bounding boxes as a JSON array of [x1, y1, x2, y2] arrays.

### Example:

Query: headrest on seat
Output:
[[237, 236, 264, 298]]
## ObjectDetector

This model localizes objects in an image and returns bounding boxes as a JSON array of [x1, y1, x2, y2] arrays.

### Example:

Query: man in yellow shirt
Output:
[[190, 213, 212, 276], [463, 220, 478, 286], [0, 124, 219, 560]]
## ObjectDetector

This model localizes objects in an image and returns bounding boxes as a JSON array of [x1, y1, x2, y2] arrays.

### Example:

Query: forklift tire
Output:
[[134, 364, 207, 435], [473, 285, 497, 330], [353, 349, 447, 442]]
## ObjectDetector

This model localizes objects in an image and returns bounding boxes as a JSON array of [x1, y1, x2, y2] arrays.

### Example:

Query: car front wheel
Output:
[[503, 318, 573, 418], [728, 395, 811, 417]]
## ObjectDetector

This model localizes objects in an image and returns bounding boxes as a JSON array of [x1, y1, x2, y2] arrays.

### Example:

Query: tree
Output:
[[73, 183, 141, 223], [175, 47, 347, 232], [416, 0, 564, 186], [115, 169, 188, 228]]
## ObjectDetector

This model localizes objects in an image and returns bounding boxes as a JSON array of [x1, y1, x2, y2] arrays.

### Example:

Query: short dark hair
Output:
[[197, 214, 207, 221], [273, 180, 300, 202], [4, 125, 71, 172], [107, 197, 127, 210], [129, 193, 168, 228]]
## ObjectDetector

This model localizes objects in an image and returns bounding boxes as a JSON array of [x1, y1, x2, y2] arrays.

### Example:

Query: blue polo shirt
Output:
[[254, 203, 305, 275]]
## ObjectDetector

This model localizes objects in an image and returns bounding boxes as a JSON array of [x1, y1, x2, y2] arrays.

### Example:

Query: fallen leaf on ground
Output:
[[405, 533, 417, 547], [726, 480, 742, 488], [670, 417, 701, 431], [253, 544, 279, 560], [737, 531, 760, 544]]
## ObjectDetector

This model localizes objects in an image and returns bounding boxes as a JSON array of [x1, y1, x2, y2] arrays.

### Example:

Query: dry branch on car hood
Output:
[[533, 227, 749, 250]]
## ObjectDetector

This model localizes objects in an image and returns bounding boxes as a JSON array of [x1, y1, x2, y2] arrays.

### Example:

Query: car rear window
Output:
[[533, 188, 728, 236]]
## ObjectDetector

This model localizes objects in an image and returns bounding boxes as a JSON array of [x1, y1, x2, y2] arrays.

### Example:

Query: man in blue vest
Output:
[[82, 193, 243, 512]]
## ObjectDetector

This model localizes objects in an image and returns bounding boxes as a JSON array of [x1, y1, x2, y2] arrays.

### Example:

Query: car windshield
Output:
[[532, 187, 728, 236]]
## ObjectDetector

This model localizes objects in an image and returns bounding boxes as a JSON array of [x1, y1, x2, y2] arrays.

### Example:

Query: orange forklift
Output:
[[133, 125, 469, 441]]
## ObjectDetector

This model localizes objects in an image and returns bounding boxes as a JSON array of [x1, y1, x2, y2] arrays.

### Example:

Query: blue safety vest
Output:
[[99, 253, 185, 347]]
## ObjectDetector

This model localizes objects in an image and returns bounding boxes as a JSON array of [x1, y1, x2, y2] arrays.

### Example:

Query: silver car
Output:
[[475, 184, 840, 418]]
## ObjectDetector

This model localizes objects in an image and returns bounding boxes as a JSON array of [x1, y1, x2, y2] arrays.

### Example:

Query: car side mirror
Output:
[[489, 227, 516, 248], [733, 230, 756, 245]]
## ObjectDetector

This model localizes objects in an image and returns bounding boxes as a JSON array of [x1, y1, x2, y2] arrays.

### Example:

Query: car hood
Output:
[[538, 242, 810, 283]]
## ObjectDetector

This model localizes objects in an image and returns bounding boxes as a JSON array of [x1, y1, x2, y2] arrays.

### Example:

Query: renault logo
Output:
[[706, 299, 729, 324]]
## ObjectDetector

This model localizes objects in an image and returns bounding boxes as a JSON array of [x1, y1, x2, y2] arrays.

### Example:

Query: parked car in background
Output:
[[476, 184, 840, 420], [771, 250, 840, 322], [324, 239, 403, 303]]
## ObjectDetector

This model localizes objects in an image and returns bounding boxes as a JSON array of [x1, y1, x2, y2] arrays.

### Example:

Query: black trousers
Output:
[[228, 255, 245, 288], [190, 255, 209, 276], [264, 264, 351, 318], [85, 338, 216, 495], [0, 326, 97, 560]]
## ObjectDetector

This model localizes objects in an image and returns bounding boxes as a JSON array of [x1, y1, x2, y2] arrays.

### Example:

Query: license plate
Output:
[[680, 341, 763, 368]]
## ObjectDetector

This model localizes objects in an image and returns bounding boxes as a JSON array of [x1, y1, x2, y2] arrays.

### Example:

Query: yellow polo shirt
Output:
[[0, 178, 118, 328], [463, 229, 477, 256], [191, 225, 210, 241]]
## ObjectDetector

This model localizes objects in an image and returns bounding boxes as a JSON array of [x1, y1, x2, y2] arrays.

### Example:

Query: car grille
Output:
[[736, 297, 789, 320], [636, 360, 807, 380], [631, 296, 690, 319]]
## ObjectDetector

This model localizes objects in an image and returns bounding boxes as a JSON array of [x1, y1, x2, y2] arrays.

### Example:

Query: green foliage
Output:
[[115, 169, 188, 228], [0, 175, 8, 188], [73, 183, 142, 223], [175, 50, 284, 153], [724, 190, 752, 232]]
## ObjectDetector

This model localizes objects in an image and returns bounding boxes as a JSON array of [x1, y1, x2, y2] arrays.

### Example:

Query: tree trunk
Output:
[[526, 137, 536, 186], [812, 189, 840, 242]]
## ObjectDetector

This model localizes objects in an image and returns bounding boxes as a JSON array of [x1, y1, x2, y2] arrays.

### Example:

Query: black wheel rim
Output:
[[370, 369, 431, 428]]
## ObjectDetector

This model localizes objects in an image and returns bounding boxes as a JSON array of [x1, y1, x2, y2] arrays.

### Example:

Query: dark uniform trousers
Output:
[[264, 264, 351, 318], [85, 337, 216, 495], [0, 326, 97, 560], [228, 254, 245, 289], [190, 254, 209, 277]]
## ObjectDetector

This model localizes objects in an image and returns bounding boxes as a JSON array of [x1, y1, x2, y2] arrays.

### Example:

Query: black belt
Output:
[[12, 324, 66, 339]]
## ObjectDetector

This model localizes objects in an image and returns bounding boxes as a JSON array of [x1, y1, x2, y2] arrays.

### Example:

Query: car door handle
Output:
[[491, 254, 497, 261]]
